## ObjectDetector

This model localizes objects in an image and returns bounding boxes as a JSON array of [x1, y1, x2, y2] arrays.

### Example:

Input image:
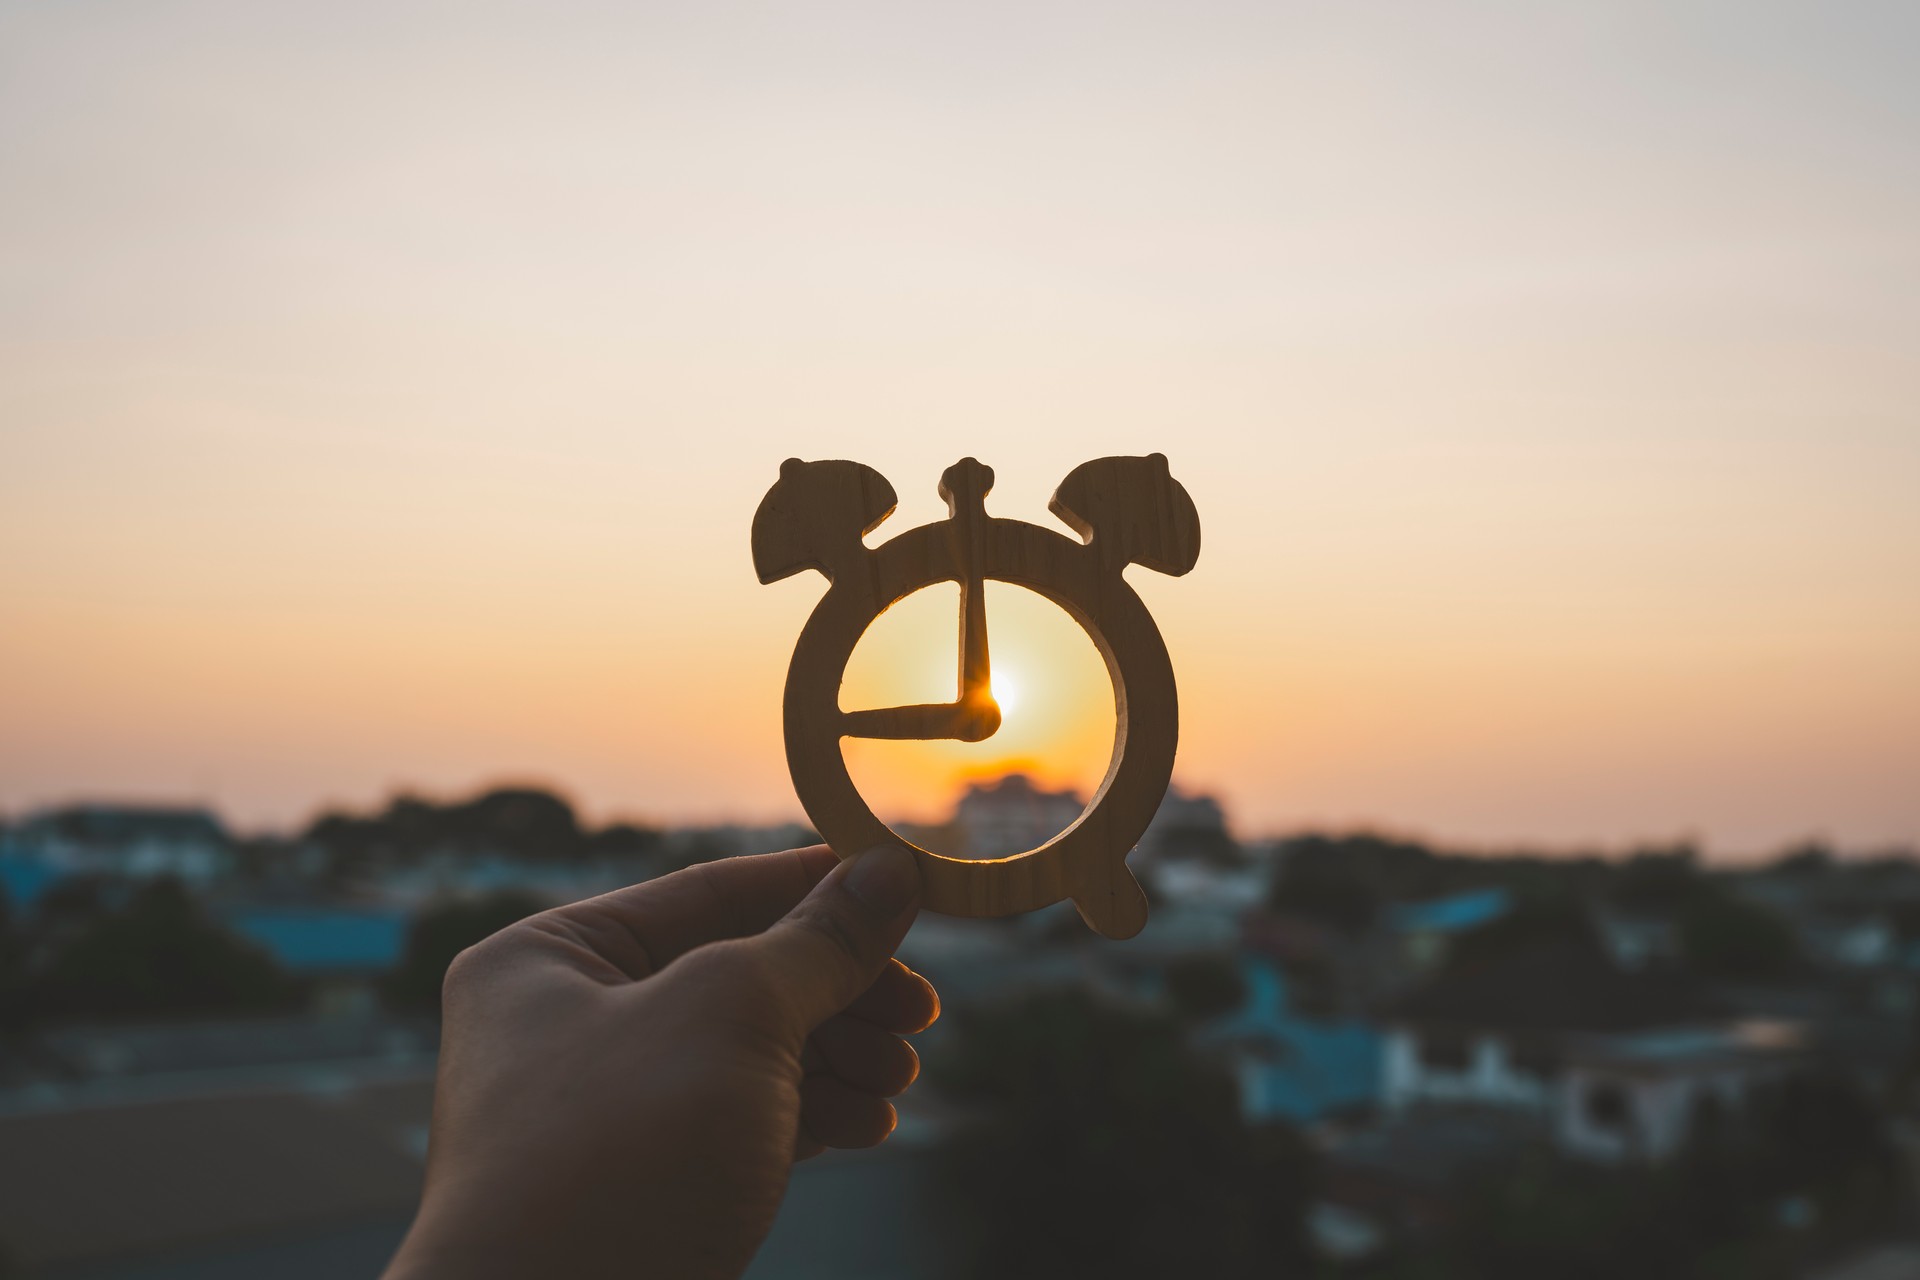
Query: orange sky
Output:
[[2, 2, 1917, 854]]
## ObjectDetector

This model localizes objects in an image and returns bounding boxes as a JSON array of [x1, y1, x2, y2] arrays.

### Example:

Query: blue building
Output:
[[1198, 957, 1383, 1125], [223, 904, 412, 1017]]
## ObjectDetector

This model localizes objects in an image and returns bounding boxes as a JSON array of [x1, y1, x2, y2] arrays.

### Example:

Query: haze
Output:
[[2, 1, 1916, 855]]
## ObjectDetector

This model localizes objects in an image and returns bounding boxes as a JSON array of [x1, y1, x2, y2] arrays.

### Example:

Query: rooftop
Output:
[[221, 905, 412, 976], [1386, 887, 1513, 936], [19, 805, 231, 849]]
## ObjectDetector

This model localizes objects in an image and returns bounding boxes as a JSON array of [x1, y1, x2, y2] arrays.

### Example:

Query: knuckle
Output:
[[438, 919, 538, 1003], [440, 938, 493, 993], [436, 943, 490, 1014]]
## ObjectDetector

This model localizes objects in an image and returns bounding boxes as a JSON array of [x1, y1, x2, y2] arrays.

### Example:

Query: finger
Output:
[[799, 1075, 898, 1150], [808, 1015, 920, 1097], [842, 959, 940, 1034], [538, 845, 841, 979], [793, 1133, 827, 1162], [741, 846, 922, 1032]]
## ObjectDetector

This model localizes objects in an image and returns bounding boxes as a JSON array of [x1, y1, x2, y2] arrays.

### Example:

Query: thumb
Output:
[[743, 845, 922, 1033]]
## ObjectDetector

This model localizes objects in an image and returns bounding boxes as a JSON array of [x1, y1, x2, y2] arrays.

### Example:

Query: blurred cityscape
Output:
[[3, 782, 1919, 1279]]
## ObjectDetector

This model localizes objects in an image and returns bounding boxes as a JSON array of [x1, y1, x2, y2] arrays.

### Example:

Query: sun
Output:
[[838, 581, 1116, 824], [992, 664, 1021, 718]]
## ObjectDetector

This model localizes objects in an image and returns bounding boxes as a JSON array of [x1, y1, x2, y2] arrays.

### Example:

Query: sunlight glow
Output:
[[991, 666, 1021, 719], [3, 0, 1917, 849], [839, 583, 1116, 824]]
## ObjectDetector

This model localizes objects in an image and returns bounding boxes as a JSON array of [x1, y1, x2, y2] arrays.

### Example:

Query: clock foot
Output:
[[1071, 868, 1150, 941]]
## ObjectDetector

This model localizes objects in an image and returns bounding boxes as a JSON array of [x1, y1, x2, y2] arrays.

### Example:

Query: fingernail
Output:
[[843, 845, 920, 917]]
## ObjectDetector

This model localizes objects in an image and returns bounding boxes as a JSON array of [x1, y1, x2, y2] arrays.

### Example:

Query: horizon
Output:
[[3, 1, 1916, 857], [2, 773, 1903, 867]]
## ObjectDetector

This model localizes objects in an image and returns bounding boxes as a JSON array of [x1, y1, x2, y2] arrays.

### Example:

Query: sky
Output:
[[2, 0, 1916, 856]]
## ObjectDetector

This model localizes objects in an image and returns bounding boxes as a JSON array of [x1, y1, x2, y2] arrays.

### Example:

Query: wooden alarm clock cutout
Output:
[[751, 454, 1200, 940]]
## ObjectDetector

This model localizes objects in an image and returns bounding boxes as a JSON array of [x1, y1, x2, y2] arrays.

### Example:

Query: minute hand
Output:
[[948, 459, 995, 720], [837, 458, 1002, 744]]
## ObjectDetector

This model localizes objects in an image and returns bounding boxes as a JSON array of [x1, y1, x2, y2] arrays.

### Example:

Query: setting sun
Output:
[[991, 667, 1022, 719], [838, 582, 1116, 825], [0, 0, 1914, 857], [5, 7, 1920, 1273]]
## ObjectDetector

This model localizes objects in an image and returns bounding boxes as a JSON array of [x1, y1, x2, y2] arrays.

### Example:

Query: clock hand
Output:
[[941, 458, 1000, 739], [838, 459, 1004, 744], [841, 702, 985, 741]]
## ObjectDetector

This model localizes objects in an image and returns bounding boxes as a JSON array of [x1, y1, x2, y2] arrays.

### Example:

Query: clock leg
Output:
[[1071, 865, 1150, 941]]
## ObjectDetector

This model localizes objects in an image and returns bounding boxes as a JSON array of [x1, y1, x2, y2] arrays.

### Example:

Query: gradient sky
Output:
[[3, 1, 1916, 855]]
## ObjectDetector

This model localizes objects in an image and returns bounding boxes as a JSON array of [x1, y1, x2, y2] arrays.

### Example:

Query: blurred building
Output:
[[32, 1015, 436, 1084], [1735, 859, 1920, 972], [1196, 957, 1383, 1126], [368, 851, 627, 909], [953, 773, 1084, 858], [947, 774, 1236, 865], [1314, 1107, 1540, 1262], [1555, 1022, 1803, 1163], [1384, 887, 1513, 977], [1381, 939, 1801, 1164], [223, 904, 414, 1017], [6, 804, 234, 887], [1589, 904, 1683, 971], [1137, 784, 1237, 863]]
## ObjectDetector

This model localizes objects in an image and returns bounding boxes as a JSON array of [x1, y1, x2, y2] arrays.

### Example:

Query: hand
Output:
[[383, 843, 934, 1280]]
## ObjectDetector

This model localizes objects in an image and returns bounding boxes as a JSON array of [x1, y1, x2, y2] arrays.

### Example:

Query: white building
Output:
[[1151, 859, 1270, 911], [953, 774, 1085, 859], [11, 805, 234, 886], [1381, 1025, 1556, 1113], [1556, 1023, 1800, 1162], [1382, 939, 1800, 1163]]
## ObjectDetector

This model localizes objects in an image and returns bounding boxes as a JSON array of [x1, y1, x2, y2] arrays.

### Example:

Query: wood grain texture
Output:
[[752, 453, 1200, 940]]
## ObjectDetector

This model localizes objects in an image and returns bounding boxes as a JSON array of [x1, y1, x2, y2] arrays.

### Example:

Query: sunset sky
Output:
[[2, 1, 1916, 855]]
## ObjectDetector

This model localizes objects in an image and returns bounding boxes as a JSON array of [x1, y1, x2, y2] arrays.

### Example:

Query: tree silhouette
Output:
[[1677, 892, 1799, 981], [1391, 1071, 1900, 1280], [29, 879, 294, 1021], [304, 785, 611, 871], [933, 991, 1315, 1279], [1164, 955, 1248, 1022], [0, 885, 21, 1028]]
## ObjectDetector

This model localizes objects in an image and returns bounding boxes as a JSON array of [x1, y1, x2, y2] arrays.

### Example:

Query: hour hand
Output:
[[842, 693, 1000, 743]]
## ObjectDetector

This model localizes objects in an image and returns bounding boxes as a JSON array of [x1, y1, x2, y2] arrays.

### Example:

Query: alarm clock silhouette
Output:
[[752, 453, 1200, 939]]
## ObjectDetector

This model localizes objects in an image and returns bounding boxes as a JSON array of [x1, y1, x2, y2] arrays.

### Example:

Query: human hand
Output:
[[383, 844, 933, 1280]]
